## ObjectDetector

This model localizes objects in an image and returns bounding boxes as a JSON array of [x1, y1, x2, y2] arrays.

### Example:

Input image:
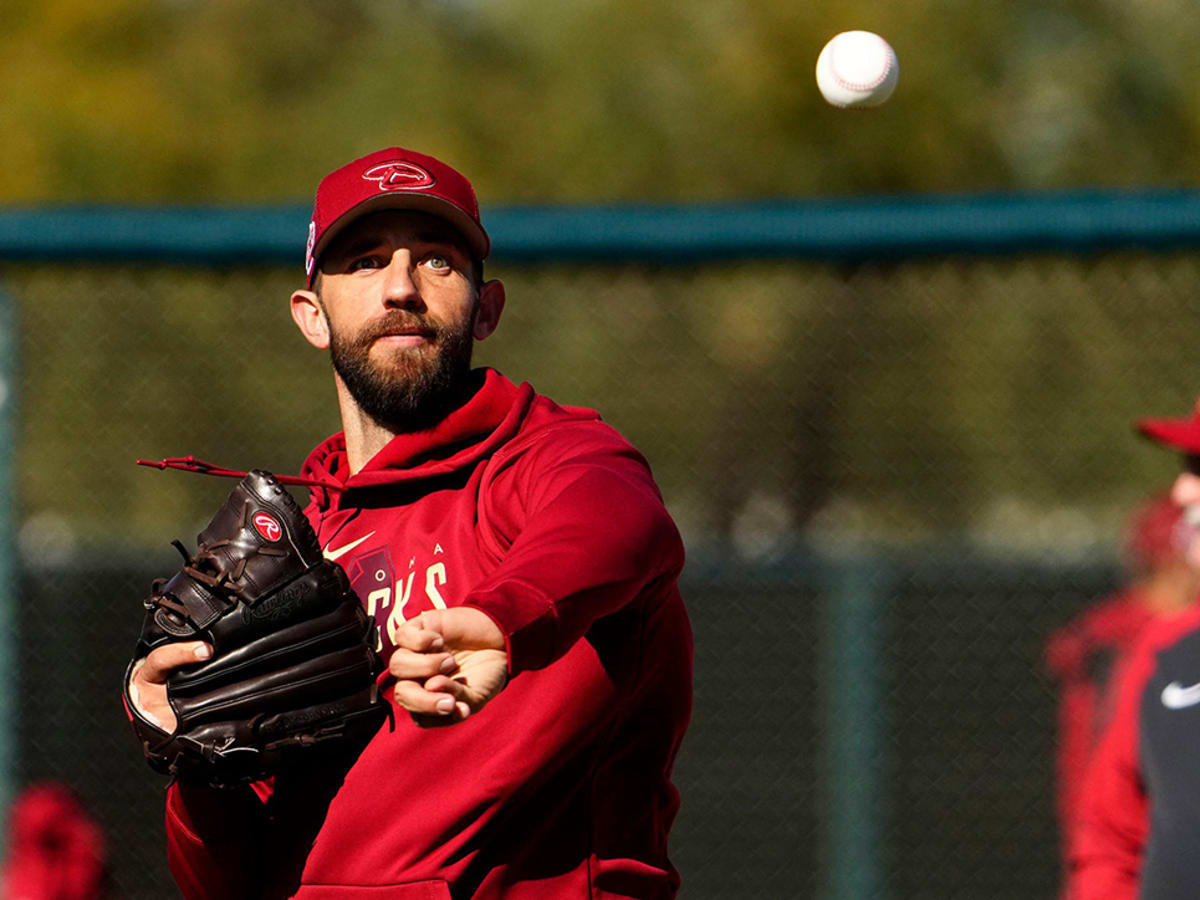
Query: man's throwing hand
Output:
[[388, 608, 508, 726]]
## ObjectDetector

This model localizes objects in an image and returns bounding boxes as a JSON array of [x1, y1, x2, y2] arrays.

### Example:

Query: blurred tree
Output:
[[0, 0, 1198, 203]]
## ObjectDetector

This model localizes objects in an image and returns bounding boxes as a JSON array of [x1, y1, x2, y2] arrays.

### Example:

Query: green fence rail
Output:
[[1, 188, 1200, 265]]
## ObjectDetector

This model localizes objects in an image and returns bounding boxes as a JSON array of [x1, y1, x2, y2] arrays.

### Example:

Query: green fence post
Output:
[[0, 288, 15, 855], [820, 554, 888, 900]]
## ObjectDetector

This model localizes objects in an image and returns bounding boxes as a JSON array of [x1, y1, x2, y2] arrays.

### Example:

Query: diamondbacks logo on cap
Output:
[[305, 220, 316, 275], [252, 512, 283, 542], [362, 161, 437, 192]]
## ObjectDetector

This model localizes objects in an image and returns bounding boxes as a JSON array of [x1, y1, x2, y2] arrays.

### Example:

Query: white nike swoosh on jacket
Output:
[[323, 532, 376, 562], [1161, 681, 1200, 709]]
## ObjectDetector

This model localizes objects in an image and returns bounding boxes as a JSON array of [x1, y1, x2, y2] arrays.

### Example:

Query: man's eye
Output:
[[348, 256, 382, 271], [426, 256, 450, 271]]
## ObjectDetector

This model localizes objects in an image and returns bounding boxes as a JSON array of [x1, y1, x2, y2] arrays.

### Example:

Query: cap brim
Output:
[[311, 192, 490, 271], [1137, 416, 1200, 454]]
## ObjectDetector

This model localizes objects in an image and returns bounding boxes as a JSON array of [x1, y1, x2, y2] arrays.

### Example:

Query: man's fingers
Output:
[[387, 648, 457, 680], [393, 608, 506, 653], [386, 612, 507, 729], [423, 673, 471, 701], [391, 620, 446, 653], [137, 642, 213, 684], [392, 678, 461, 720], [128, 641, 212, 733]]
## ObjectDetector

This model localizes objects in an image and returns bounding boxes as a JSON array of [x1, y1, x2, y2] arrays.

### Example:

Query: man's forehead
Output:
[[324, 210, 470, 257]]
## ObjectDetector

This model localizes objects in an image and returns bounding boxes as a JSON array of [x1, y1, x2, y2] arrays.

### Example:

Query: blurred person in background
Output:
[[1045, 491, 1199, 872], [1070, 400, 1200, 899]]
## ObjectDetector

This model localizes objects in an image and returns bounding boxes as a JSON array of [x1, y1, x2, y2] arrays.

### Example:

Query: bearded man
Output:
[[128, 147, 693, 900]]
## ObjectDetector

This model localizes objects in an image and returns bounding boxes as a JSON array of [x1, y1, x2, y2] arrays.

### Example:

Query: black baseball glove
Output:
[[123, 469, 388, 786]]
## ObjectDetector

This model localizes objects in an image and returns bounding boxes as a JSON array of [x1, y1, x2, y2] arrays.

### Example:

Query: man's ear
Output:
[[290, 290, 330, 350], [473, 280, 506, 341]]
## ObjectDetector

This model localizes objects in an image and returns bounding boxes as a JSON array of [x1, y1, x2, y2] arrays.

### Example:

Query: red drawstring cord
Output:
[[136, 455, 346, 492]]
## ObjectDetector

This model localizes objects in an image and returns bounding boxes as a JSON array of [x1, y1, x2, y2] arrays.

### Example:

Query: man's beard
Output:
[[327, 308, 476, 433]]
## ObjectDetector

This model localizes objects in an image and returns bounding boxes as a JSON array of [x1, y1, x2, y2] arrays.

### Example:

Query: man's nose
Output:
[[381, 251, 423, 309]]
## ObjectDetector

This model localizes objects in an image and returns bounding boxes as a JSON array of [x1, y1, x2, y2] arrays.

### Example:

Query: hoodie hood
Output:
[[302, 368, 536, 512]]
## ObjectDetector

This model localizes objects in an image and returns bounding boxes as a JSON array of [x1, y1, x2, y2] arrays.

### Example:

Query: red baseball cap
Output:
[[1137, 397, 1200, 454], [305, 147, 490, 287]]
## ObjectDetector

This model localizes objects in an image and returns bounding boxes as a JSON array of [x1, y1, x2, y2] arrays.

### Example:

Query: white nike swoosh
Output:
[[1162, 681, 1200, 709], [323, 531, 376, 562]]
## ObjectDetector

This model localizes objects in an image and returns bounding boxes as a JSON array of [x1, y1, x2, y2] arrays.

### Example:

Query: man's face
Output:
[[313, 210, 484, 431], [1171, 462, 1200, 568]]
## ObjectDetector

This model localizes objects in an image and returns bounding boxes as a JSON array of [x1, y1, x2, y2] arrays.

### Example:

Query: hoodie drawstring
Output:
[[136, 456, 346, 492]]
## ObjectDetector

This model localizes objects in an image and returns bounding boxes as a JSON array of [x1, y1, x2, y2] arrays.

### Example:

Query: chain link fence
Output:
[[2, 201, 1197, 897]]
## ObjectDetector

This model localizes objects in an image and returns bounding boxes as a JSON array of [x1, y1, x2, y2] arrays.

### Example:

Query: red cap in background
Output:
[[305, 147, 490, 287], [1137, 397, 1200, 454], [1, 781, 107, 900]]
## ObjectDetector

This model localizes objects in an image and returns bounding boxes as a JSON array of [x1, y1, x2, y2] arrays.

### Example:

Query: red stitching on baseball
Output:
[[831, 38, 893, 92]]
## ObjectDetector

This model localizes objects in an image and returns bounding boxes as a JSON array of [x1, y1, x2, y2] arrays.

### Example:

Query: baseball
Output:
[[815, 31, 899, 109]]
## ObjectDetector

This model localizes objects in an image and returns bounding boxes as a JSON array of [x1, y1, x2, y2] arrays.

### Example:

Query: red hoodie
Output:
[[1044, 590, 1156, 863], [1068, 603, 1200, 899], [163, 369, 693, 899]]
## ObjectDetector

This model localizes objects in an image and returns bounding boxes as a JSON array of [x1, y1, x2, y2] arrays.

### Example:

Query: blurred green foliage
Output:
[[1, 0, 1198, 205]]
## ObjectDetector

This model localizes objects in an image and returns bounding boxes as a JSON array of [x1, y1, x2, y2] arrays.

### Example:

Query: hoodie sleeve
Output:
[[165, 781, 268, 899], [1066, 629, 1156, 900], [464, 422, 685, 675]]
